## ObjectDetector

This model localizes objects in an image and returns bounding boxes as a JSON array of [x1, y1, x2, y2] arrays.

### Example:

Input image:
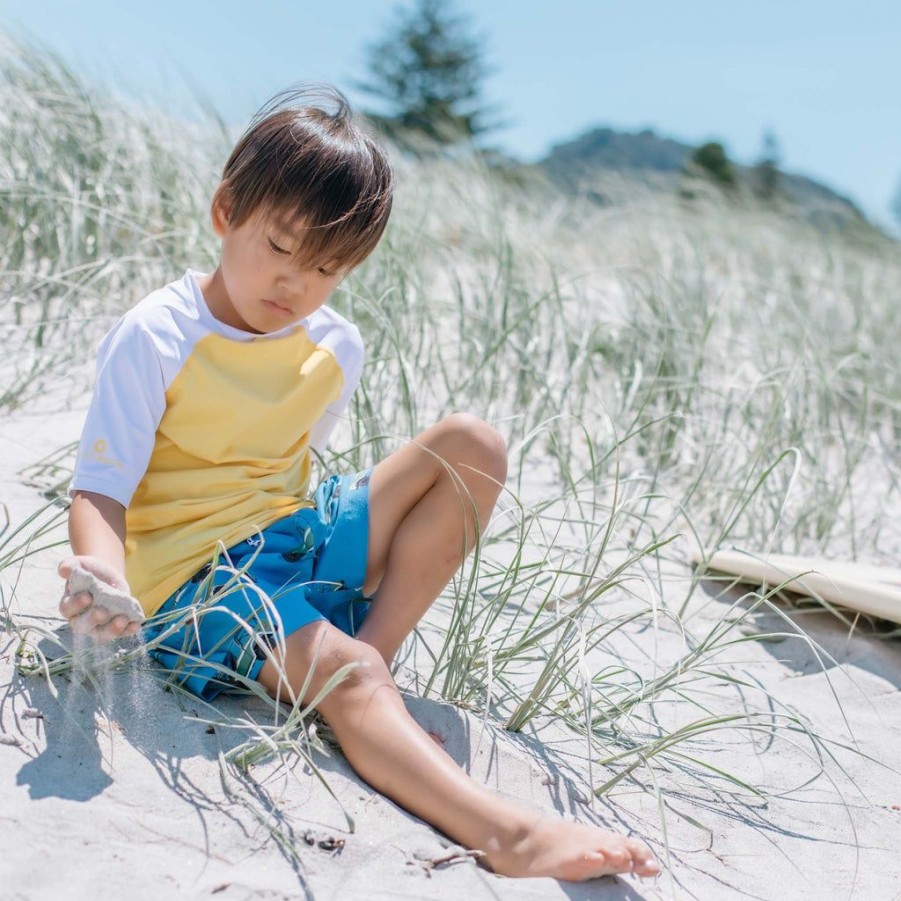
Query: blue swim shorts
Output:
[[142, 469, 373, 701]]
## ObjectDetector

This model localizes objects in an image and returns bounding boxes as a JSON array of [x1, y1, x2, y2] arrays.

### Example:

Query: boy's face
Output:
[[206, 197, 346, 334]]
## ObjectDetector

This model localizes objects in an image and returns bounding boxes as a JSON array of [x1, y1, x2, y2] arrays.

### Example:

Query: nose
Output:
[[278, 270, 307, 299]]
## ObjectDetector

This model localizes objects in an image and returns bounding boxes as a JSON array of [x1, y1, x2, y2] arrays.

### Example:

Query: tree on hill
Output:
[[753, 129, 782, 202], [355, 0, 498, 147], [688, 141, 737, 191], [892, 175, 901, 231]]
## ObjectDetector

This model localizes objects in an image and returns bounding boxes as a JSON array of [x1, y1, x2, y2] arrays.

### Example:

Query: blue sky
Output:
[[1, 0, 899, 227]]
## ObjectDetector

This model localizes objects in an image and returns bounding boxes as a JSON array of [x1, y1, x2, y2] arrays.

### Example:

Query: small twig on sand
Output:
[[408, 847, 486, 877]]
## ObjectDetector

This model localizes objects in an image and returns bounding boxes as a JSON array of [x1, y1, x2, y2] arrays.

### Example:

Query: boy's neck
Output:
[[196, 268, 260, 333]]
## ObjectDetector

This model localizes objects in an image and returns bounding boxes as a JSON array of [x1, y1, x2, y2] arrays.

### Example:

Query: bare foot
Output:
[[427, 730, 446, 747], [484, 816, 660, 881]]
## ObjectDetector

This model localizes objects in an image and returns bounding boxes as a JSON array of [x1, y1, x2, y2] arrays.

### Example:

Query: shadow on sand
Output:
[[4, 628, 322, 898], [697, 577, 901, 690], [2, 626, 657, 901]]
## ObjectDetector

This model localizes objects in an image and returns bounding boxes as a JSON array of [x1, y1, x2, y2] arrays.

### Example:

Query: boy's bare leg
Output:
[[257, 621, 660, 881], [259, 412, 659, 879], [355, 413, 508, 665]]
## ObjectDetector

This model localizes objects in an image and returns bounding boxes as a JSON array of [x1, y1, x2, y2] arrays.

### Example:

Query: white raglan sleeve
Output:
[[307, 323, 365, 455], [69, 319, 167, 508]]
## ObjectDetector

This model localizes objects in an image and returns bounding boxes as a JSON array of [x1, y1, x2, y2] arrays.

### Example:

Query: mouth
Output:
[[262, 299, 293, 316]]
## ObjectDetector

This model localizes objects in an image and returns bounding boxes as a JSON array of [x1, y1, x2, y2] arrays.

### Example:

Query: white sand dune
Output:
[[2, 403, 900, 901]]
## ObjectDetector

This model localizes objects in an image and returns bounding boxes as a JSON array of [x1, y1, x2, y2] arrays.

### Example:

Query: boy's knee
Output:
[[320, 636, 393, 697], [262, 624, 392, 705], [439, 412, 508, 485]]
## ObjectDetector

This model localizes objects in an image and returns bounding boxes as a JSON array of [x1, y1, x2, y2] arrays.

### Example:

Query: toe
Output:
[[626, 839, 660, 877], [635, 857, 661, 877], [595, 843, 631, 874]]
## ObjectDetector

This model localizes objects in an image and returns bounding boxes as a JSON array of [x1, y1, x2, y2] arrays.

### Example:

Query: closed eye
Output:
[[268, 237, 289, 255]]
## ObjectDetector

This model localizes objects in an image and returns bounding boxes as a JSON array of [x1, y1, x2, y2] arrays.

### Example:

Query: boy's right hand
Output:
[[58, 556, 143, 642]]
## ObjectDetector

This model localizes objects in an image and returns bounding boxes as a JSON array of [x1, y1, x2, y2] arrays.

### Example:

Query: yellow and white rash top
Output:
[[70, 269, 364, 616]]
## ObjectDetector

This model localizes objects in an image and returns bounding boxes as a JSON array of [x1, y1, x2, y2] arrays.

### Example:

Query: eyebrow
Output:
[[260, 207, 299, 237], [265, 210, 355, 272], [268, 220, 301, 246], [266, 225, 340, 272]]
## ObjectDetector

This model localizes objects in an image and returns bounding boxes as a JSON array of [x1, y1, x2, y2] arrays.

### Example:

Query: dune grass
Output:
[[2, 31, 900, 873]]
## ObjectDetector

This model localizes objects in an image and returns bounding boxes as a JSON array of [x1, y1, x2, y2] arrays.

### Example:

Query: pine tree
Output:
[[753, 130, 781, 202], [355, 0, 497, 146], [891, 176, 901, 230]]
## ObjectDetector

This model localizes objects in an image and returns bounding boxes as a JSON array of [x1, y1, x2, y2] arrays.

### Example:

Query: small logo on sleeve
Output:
[[87, 437, 123, 469]]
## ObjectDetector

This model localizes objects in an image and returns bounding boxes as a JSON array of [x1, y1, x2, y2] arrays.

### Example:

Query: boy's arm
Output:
[[59, 490, 141, 641], [308, 321, 364, 455], [63, 314, 168, 640], [68, 490, 126, 572]]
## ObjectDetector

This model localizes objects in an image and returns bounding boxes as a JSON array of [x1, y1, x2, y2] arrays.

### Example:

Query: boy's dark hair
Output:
[[215, 85, 394, 271]]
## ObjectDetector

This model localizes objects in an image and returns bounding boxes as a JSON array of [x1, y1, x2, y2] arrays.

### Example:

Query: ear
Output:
[[210, 184, 232, 238]]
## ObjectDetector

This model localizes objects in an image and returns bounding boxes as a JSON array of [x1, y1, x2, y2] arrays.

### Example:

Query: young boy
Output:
[[57, 88, 659, 882]]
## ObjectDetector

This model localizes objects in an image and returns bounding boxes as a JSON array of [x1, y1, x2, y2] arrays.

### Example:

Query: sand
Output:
[[2, 400, 900, 901], [64, 565, 145, 631]]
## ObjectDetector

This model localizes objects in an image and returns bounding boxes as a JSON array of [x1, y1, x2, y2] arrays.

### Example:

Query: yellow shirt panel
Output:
[[126, 330, 344, 615]]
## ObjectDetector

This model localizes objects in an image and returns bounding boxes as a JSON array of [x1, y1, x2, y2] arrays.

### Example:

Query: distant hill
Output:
[[538, 126, 870, 231]]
